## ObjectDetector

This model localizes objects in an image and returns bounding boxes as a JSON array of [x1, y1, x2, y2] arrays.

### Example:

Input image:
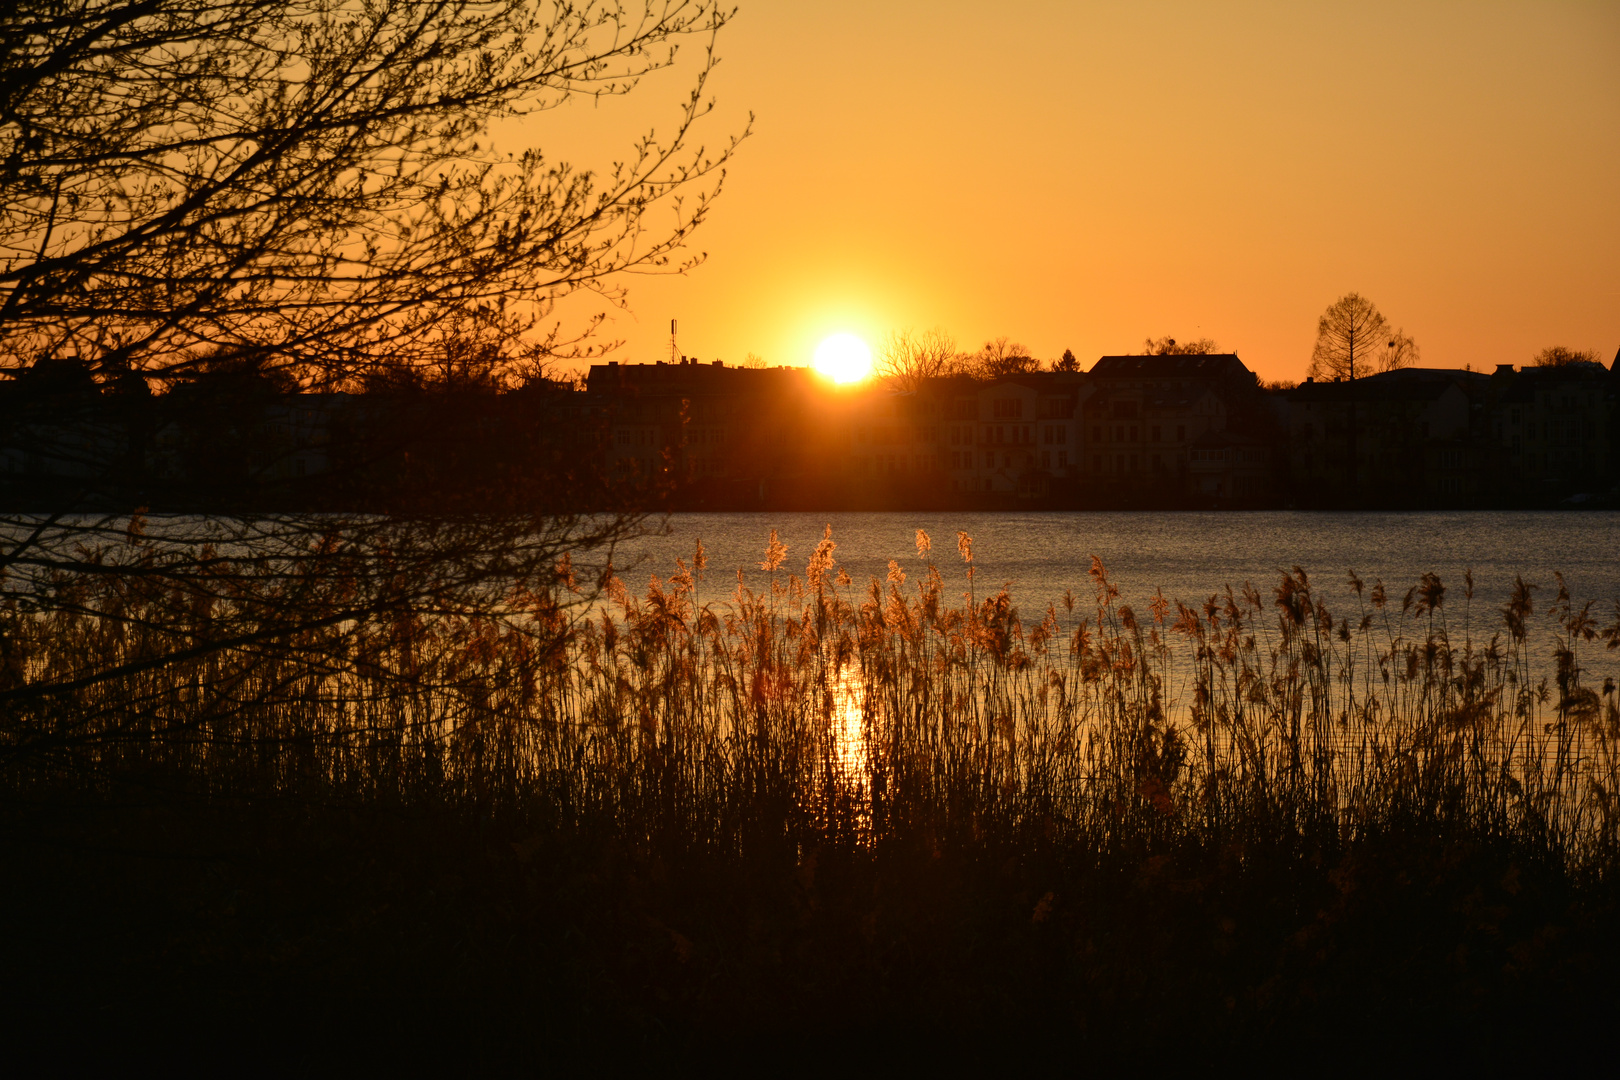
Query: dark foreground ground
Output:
[[3, 791, 1617, 1069]]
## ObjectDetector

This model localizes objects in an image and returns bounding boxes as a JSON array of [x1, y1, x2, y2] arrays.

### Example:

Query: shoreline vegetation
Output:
[[5, 524, 1620, 1061]]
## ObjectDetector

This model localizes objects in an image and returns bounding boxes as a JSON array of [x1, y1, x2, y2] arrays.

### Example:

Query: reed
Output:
[[8, 526, 1617, 858], [3, 523, 1618, 1056]]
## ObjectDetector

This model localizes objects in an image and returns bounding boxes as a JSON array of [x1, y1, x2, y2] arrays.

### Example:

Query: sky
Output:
[[526, 0, 1620, 384]]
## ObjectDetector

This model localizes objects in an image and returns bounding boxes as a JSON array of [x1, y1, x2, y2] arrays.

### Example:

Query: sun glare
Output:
[[812, 333, 873, 384]]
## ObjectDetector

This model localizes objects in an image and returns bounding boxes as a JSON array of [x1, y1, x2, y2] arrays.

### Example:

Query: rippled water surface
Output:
[[620, 511, 1620, 619]]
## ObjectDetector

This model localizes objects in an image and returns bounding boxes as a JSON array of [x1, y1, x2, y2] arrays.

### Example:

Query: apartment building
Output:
[[1080, 353, 1273, 499], [1485, 359, 1616, 498]]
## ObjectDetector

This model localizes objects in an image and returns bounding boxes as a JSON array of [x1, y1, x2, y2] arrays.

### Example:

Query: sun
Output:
[[812, 333, 873, 384]]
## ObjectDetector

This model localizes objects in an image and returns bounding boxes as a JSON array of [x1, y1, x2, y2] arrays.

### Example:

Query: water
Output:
[[620, 510, 1620, 620]]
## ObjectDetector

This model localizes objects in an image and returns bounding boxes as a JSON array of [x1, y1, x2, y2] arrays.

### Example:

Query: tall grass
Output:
[[5, 523, 1619, 873]]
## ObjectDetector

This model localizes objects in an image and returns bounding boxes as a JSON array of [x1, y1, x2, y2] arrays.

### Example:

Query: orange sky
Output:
[[529, 1, 1620, 384]]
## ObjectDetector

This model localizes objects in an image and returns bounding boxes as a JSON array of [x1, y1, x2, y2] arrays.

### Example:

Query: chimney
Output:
[[1495, 363, 1515, 375]]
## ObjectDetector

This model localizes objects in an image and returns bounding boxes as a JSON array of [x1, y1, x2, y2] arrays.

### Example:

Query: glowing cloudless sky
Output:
[[533, 1, 1620, 383]]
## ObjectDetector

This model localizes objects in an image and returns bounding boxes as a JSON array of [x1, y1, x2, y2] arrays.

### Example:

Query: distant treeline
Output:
[[3, 348, 1618, 512]]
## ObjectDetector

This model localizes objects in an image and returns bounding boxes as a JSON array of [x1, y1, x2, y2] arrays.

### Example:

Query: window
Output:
[[993, 398, 1022, 418], [1176, 425, 1186, 441], [1114, 425, 1124, 441], [1151, 426, 1161, 442], [1058, 450, 1067, 468], [1041, 450, 1051, 469], [1093, 426, 1103, 442], [1093, 455, 1102, 471], [1057, 427, 1066, 444], [1129, 426, 1138, 442]]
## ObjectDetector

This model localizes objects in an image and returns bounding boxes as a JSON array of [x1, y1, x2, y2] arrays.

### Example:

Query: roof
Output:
[[1088, 353, 1254, 380], [585, 360, 813, 395], [1286, 368, 1475, 404], [1497, 360, 1616, 403]]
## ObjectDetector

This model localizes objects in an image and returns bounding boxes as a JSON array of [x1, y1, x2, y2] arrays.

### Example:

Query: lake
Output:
[[619, 510, 1620, 631]]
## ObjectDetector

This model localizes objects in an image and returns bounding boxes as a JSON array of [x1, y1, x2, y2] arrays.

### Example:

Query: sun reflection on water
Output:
[[827, 662, 868, 786]]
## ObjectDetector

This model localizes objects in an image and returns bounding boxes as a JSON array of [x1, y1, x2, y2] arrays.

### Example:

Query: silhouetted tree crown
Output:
[[878, 327, 961, 391], [0, 0, 743, 390], [968, 336, 1039, 379], [0, 0, 741, 707], [1308, 293, 1418, 381], [1532, 346, 1602, 368], [1140, 336, 1221, 356]]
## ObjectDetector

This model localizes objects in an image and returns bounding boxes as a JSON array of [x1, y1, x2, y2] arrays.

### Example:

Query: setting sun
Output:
[[811, 332, 873, 383]]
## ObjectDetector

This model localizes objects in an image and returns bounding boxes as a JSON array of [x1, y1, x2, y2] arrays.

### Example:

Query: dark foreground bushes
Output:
[[4, 527, 1620, 1063]]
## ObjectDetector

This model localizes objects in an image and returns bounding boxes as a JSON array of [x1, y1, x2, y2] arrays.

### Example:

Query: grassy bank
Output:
[[3, 526, 1619, 1061]]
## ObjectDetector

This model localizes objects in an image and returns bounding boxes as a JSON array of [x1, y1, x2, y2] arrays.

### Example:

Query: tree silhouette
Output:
[[967, 336, 1039, 380], [878, 327, 962, 391], [1376, 330, 1421, 373], [0, 0, 741, 389], [0, 0, 741, 712], [1532, 346, 1602, 368], [1140, 336, 1221, 355], [1308, 293, 1417, 381]]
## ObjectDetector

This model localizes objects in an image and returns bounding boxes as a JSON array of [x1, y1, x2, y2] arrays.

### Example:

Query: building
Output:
[[925, 372, 1086, 497], [1483, 358, 1618, 500], [1080, 353, 1274, 500], [1285, 368, 1484, 505]]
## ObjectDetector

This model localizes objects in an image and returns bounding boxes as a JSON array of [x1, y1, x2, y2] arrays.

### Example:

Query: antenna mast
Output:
[[669, 319, 679, 363]]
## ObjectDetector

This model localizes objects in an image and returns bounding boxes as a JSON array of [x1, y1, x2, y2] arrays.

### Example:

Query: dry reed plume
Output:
[[5, 522, 1620, 871]]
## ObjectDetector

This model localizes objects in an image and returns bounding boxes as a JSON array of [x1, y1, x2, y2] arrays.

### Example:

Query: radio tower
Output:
[[669, 319, 679, 363]]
